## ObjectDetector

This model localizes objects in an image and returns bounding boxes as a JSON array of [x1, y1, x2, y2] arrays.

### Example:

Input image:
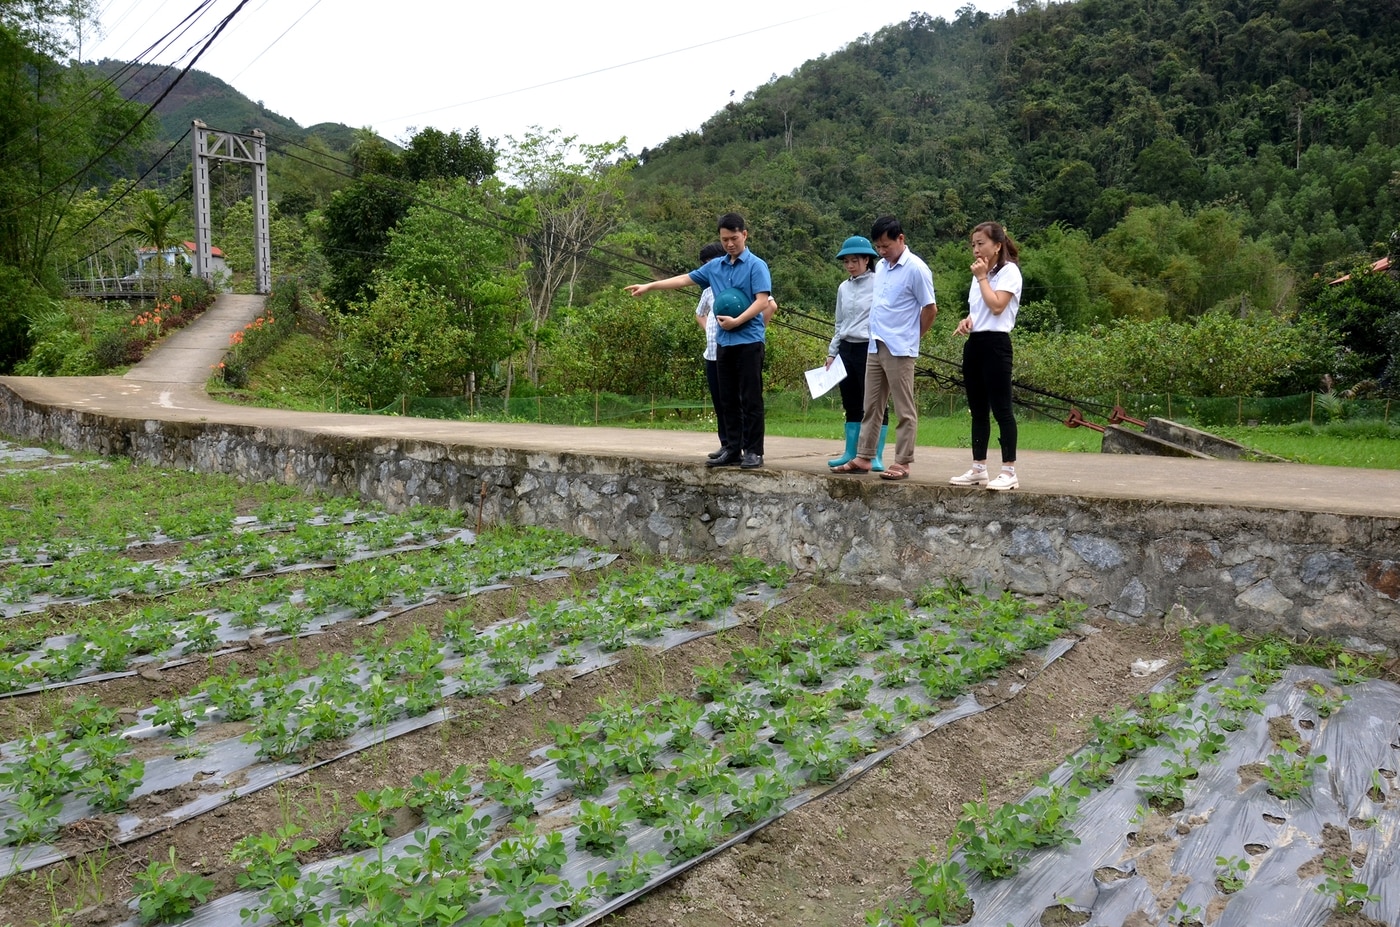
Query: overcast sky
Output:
[[86, 0, 1013, 155]]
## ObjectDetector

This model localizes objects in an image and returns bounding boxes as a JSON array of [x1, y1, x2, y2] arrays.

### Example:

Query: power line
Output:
[[2, 0, 252, 219], [54, 130, 195, 271], [226, 0, 325, 84], [377, 8, 838, 127]]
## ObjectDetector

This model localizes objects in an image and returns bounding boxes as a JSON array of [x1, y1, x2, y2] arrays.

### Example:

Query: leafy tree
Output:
[[320, 174, 409, 307], [332, 275, 472, 408], [1, 3, 150, 369], [382, 178, 525, 403], [1297, 253, 1400, 395], [402, 127, 496, 185], [504, 128, 634, 388], [319, 126, 497, 308]]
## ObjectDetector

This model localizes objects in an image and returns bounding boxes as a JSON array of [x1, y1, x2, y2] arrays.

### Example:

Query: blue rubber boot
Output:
[[827, 422, 861, 468], [869, 425, 889, 472]]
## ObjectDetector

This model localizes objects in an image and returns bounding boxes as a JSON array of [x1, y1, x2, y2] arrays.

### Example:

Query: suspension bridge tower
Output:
[[191, 120, 271, 294]]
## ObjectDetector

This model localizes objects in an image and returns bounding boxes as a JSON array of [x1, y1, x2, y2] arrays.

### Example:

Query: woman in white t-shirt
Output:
[[949, 222, 1024, 491]]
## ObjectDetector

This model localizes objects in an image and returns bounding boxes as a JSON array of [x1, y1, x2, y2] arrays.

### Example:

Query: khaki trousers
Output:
[[857, 341, 917, 465]]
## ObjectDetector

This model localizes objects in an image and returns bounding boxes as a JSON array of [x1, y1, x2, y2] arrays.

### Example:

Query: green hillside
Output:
[[89, 59, 363, 154], [626, 0, 1400, 302]]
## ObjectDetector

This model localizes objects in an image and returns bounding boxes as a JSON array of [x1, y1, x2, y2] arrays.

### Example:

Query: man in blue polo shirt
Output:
[[831, 215, 937, 480], [626, 213, 774, 469]]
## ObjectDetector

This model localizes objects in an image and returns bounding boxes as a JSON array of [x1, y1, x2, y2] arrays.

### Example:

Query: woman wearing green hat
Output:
[[825, 235, 888, 470]]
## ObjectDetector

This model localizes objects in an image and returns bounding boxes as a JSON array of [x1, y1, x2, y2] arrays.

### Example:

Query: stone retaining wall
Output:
[[3, 390, 1396, 650]]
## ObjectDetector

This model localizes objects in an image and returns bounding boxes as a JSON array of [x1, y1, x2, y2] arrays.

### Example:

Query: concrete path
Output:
[[124, 293, 268, 384], [3, 293, 1397, 520]]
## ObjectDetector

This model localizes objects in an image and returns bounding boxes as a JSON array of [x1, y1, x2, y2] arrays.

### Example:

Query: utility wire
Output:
[[379, 8, 838, 126], [226, 0, 326, 83], [2, 0, 252, 219], [54, 130, 194, 270], [0, 0, 218, 164]]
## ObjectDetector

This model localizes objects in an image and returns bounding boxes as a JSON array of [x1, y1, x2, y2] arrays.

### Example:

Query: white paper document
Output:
[[805, 355, 847, 399]]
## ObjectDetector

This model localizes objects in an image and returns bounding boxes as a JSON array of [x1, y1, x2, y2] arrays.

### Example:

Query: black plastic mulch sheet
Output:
[[962, 663, 1399, 927]]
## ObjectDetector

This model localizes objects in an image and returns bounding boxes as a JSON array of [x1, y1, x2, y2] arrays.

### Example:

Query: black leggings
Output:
[[963, 332, 1016, 462], [836, 340, 888, 425]]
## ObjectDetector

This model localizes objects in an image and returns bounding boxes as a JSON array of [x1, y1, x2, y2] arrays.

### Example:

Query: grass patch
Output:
[[1209, 421, 1400, 468]]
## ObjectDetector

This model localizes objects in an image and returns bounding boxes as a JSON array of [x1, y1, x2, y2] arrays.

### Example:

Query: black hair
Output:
[[717, 212, 747, 233], [971, 221, 1020, 273], [870, 215, 902, 242], [699, 241, 725, 262]]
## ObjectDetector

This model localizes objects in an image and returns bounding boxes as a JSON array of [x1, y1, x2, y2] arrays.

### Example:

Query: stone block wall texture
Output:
[[3, 391, 1396, 649]]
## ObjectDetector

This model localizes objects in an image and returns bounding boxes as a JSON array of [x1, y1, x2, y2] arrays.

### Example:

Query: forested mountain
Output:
[[626, 0, 1400, 312], [88, 59, 365, 155]]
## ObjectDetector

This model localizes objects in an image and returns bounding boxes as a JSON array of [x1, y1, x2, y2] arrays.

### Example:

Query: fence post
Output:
[[594, 391, 599, 425], [1309, 392, 1315, 425], [1237, 396, 1242, 425], [537, 395, 541, 423]]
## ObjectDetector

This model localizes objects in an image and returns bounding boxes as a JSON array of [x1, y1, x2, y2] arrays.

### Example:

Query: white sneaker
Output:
[[949, 467, 988, 486], [987, 471, 1019, 491]]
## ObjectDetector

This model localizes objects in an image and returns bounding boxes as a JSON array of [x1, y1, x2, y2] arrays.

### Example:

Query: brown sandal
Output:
[[830, 461, 871, 474], [879, 464, 910, 481]]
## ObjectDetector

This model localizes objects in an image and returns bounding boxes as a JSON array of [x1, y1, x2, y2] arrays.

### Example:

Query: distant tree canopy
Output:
[[319, 127, 499, 307]]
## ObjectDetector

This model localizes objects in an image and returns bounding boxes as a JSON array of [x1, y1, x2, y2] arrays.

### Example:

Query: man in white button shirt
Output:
[[832, 216, 937, 481]]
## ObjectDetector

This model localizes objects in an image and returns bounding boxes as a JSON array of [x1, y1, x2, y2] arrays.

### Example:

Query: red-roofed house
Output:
[[134, 241, 231, 290]]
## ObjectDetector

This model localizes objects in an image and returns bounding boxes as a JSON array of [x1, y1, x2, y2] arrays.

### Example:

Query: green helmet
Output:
[[714, 287, 749, 315], [836, 235, 878, 259]]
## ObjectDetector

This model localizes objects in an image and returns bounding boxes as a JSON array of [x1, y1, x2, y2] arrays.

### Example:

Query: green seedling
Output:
[[407, 765, 476, 823], [836, 674, 874, 710], [132, 847, 215, 924], [341, 786, 407, 849], [150, 698, 205, 739], [574, 800, 635, 858], [481, 760, 544, 819], [1316, 856, 1380, 911], [662, 800, 728, 862], [1262, 742, 1326, 800], [1215, 854, 1249, 893], [80, 756, 145, 812], [905, 856, 973, 926], [1304, 683, 1350, 718], [1170, 899, 1203, 925], [721, 721, 773, 769], [553, 870, 611, 920], [609, 850, 666, 897], [727, 769, 792, 826], [229, 824, 316, 891]]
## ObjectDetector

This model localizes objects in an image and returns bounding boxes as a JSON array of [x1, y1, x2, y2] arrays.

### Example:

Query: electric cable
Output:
[[54, 132, 194, 273], [1, 0, 252, 219]]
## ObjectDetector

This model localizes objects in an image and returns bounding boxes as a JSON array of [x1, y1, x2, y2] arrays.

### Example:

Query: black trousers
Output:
[[836, 339, 887, 425], [716, 341, 765, 455], [704, 358, 729, 447], [963, 331, 1017, 462]]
